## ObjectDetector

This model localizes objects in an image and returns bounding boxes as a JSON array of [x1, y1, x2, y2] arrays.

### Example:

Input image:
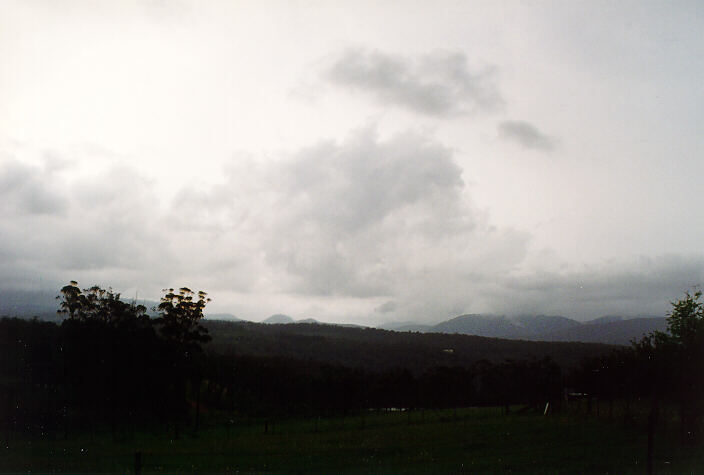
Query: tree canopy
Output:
[[155, 287, 211, 351], [57, 281, 147, 325]]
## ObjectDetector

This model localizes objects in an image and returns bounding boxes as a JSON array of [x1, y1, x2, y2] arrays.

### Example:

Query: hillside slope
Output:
[[535, 317, 668, 345], [202, 319, 616, 374], [385, 314, 667, 345]]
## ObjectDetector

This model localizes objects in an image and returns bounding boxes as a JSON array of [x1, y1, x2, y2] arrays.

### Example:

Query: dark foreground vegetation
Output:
[[3, 407, 704, 473], [1, 282, 703, 472]]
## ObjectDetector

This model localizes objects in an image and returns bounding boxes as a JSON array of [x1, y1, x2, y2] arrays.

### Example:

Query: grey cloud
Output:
[[326, 49, 504, 117], [498, 120, 555, 151], [0, 156, 172, 292], [0, 161, 68, 215], [258, 128, 499, 298], [369, 253, 704, 323], [489, 254, 704, 319], [375, 301, 397, 313], [163, 127, 528, 306], [279, 128, 464, 233]]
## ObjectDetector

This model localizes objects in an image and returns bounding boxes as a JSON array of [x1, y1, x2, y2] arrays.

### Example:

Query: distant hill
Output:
[[380, 314, 668, 345], [584, 315, 624, 325], [0, 289, 61, 321], [394, 324, 432, 332], [262, 314, 295, 324], [431, 314, 525, 339], [378, 321, 432, 332], [1, 289, 668, 345], [511, 315, 580, 335], [334, 323, 369, 328], [296, 318, 319, 324], [536, 317, 668, 345], [206, 313, 241, 321], [202, 319, 616, 374], [380, 315, 578, 337]]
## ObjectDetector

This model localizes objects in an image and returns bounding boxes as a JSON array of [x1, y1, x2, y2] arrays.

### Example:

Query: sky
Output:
[[2, 0, 704, 324]]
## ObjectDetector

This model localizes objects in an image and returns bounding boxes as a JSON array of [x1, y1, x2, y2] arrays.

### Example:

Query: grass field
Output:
[[2, 407, 703, 473]]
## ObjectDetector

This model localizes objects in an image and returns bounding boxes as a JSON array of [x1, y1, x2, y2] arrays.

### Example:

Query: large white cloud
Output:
[[162, 127, 531, 314]]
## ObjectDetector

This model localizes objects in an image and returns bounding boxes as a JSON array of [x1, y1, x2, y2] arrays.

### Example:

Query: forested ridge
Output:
[[202, 319, 616, 373]]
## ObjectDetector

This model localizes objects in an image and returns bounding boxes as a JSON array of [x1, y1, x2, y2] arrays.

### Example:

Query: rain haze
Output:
[[2, 0, 704, 325]]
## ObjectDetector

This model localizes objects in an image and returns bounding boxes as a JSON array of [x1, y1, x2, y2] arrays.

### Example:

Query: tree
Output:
[[55, 281, 159, 436], [57, 281, 147, 324], [56, 281, 89, 319], [664, 290, 704, 443], [154, 287, 211, 353], [629, 289, 704, 445], [665, 289, 704, 349], [154, 287, 211, 437]]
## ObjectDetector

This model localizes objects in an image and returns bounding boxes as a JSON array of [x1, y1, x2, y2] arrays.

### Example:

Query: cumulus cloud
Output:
[[325, 49, 504, 117], [255, 129, 531, 306], [498, 120, 555, 151], [163, 127, 527, 311], [173, 127, 537, 322]]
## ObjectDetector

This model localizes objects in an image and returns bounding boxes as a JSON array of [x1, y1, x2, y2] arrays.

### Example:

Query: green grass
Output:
[[2, 407, 703, 473]]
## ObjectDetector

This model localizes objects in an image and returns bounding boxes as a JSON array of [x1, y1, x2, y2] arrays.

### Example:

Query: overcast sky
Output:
[[2, 0, 704, 324]]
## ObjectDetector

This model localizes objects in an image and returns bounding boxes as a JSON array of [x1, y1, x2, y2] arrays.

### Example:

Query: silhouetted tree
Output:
[[155, 287, 211, 353], [56, 281, 88, 319], [53, 281, 168, 436], [579, 289, 704, 445], [154, 287, 211, 436], [659, 290, 704, 442], [57, 281, 148, 324]]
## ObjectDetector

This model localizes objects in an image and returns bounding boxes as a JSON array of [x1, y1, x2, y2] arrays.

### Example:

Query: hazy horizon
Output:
[[2, 1, 704, 325]]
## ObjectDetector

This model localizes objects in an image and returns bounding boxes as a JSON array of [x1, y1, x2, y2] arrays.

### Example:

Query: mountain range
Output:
[[237, 313, 666, 345], [1, 289, 667, 345], [379, 314, 667, 345]]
